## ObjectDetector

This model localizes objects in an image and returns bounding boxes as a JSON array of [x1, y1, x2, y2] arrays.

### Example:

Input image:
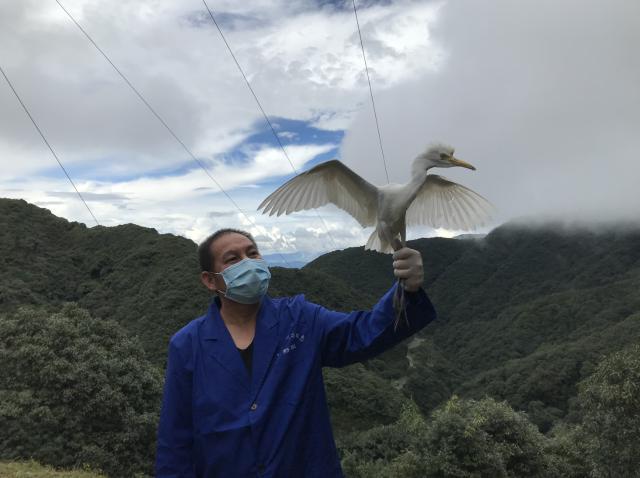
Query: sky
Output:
[[1, 0, 639, 262]]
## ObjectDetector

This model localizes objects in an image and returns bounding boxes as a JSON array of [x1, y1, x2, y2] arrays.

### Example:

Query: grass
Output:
[[0, 461, 105, 478]]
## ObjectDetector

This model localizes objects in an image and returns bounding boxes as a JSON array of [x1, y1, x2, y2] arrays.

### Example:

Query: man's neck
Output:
[[218, 297, 259, 349], [218, 296, 260, 328]]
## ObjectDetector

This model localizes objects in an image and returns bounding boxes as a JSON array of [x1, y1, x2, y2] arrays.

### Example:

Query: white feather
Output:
[[258, 160, 378, 228], [406, 175, 493, 230]]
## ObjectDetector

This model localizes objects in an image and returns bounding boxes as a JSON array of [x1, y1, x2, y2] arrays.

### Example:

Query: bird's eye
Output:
[[440, 153, 449, 160]]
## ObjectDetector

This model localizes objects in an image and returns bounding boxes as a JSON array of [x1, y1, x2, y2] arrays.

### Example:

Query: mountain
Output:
[[306, 220, 640, 429], [262, 251, 322, 268], [0, 198, 374, 364], [453, 233, 486, 240], [2, 197, 640, 475]]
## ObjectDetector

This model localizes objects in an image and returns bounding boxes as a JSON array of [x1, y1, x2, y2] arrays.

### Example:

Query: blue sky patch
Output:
[[243, 116, 344, 148], [36, 117, 343, 188]]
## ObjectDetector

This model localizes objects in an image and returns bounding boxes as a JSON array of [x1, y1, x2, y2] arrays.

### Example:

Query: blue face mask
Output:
[[214, 258, 271, 304]]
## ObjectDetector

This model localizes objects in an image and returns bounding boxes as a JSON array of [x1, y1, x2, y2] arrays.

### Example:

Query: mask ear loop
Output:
[[209, 271, 228, 299]]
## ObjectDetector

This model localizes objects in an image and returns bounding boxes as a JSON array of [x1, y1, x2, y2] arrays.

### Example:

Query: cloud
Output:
[[0, 0, 438, 179], [1, 141, 335, 214], [47, 191, 129, 201], [341, 0, 640, 227], [278, 131, 298, 141], [207, 210, 236, 218]]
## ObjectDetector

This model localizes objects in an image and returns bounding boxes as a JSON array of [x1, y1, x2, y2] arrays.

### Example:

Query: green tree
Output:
[[0, 304, 162, 477], [423, 396, 551, 477], [340, 401, 428, 478], [544, 423, 591, 478], [340, 397, 553, 478], [578, 343, 640, 478], [324, 363, 410, 436]]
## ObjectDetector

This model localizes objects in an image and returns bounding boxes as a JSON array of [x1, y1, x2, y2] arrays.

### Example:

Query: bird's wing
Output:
[[258, 160, 378, 227], [406, 174, 494, 230]]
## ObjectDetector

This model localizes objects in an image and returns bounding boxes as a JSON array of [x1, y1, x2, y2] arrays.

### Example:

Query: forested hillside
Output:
[[307, 220, 640, 429], [1, 197, 639, 477], [0, 198, 375, 365]]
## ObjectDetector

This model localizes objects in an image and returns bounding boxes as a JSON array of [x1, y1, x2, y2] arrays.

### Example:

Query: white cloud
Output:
[[1, 141, 334, 216], [0, 0, 439, 177], [90, 142, 334, 203]]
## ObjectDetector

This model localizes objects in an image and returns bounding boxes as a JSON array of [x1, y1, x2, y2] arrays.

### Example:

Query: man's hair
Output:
[[198, 228, 258, 272]]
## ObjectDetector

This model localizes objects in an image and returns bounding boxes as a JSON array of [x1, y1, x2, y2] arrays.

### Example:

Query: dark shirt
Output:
[[214, 296, 254, 376], [237, 340, 253, 376]]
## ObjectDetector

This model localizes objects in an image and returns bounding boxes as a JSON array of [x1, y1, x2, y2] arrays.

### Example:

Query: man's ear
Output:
[[200, 271, 216, 291]]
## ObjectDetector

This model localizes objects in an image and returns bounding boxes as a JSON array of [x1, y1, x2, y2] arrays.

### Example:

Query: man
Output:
[[156, 228, 437, 477]]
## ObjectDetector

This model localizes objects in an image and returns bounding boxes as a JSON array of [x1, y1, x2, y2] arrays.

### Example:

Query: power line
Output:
[[351, 0, 390, 184], [201, 0, 340, 251], [0, 63, 100, 226], [54, 0, 293, 266]]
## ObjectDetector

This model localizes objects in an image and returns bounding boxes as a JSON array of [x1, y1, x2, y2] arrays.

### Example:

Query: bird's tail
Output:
[[365, 228, 394, 254]]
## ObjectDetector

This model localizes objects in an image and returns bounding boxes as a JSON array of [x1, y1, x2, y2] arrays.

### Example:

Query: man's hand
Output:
[[392, 247, 424, 292]]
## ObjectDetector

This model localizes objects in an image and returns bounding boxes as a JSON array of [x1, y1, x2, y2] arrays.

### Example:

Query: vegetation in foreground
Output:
[[0, 305, 161, 477], [0, 460, 104, 477], [341, 344, 640, 477]]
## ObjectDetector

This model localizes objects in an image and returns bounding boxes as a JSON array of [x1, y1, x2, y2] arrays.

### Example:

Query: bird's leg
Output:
[[392, 236, 409, 332]]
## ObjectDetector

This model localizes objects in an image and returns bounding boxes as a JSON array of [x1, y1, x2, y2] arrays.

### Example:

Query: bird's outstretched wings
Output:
[[258, 160, 378, 227], [406, 174, 494, 230]]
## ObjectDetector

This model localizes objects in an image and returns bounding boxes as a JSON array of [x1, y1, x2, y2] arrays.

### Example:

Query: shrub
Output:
[[0, 304, 162, 477]]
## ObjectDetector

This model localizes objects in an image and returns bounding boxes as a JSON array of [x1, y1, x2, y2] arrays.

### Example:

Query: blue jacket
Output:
[[156, 282, 437, 477]]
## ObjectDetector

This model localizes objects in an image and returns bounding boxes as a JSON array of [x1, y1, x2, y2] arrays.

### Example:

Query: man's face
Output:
[[201, 232, 262, 293]]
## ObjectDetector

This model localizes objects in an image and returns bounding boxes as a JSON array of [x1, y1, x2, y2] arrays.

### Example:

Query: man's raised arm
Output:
[[314, 247, 437, 367]]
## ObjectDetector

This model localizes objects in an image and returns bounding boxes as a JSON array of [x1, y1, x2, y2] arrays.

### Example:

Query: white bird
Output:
[[257, 143, 493, 254], [258, 143, 493, 329]]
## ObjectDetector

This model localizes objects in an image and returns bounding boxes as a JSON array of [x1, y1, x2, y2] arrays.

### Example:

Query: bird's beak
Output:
[[449, 156, 476, 170]]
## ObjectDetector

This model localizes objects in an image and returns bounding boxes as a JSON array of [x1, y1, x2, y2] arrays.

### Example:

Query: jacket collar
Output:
[[200, 295, 280, 397]]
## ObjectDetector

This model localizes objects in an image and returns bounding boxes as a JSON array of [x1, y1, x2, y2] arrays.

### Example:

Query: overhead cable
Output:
[[0, 63, 100, 226], [351, 0, 390, 184], [54, 0, 292, 266], [201, 0, 339, 250]]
